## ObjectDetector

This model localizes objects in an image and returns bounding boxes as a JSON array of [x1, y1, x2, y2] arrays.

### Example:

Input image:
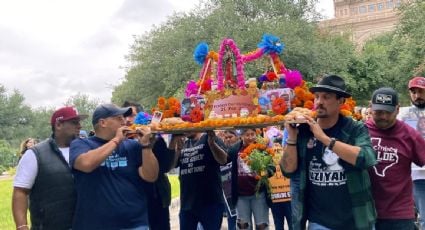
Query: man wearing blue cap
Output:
[[70, 103, 159, 230]]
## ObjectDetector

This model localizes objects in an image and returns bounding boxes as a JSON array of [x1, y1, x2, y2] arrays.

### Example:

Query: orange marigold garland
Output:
[[152, 96, 181, 119], [240, 137, 275, 194]]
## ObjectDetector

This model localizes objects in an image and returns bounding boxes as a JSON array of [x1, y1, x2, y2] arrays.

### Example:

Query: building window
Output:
[[344, 9, 348, 15], [350, 7, 358, 15], [377, 2, 384, 10], [386, 0, 394, 8], [395, 0, 401, 7], [368, 4, 375, 12], [340, 9, 343, 16], [359, 5, 367, 13]]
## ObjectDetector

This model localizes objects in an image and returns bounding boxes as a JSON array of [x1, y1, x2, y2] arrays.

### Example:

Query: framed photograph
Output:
[[152, 111, 163, 123]]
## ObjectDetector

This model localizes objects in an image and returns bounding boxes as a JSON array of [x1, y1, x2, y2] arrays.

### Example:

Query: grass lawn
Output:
[[0, 175, 180, 230], [0, 178, 14, 230], [168, 174, 180, 199]]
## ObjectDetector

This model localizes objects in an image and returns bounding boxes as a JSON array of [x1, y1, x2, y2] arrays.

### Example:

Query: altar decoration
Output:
[[203, 38, 260, 119], [240, 136, 275, 194]]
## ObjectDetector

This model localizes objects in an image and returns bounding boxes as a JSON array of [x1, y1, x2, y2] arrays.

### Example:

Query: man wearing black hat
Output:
[[281, 75, 377, 230], [69, 103, 159, 230], [366, 87, 425, 230]]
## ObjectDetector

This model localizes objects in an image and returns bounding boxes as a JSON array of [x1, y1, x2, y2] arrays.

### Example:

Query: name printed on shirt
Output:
[[309, 148, 347, 187]]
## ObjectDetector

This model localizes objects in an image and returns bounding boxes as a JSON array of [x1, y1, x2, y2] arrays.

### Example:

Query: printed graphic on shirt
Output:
[[371, 137, 399, 177], [309, 147, 346, 186], [180, 144, 206, 176], [100, 151, 128, 170], [237, 155, 255, 176]]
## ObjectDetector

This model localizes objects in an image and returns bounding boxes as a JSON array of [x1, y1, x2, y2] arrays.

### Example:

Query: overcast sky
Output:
[[0, 0, 333, 109]]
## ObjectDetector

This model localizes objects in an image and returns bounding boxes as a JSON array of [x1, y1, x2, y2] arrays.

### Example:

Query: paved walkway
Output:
[[169, 198, 280, 229]]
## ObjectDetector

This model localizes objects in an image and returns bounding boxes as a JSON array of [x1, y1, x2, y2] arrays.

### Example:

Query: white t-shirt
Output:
[[13, 147, 70, 189], [398, 106, 425, 180]]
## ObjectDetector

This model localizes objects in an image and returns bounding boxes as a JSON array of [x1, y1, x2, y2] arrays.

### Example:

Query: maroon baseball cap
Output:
[[51, 107, 88, 126], [408, 76, 425, 89]]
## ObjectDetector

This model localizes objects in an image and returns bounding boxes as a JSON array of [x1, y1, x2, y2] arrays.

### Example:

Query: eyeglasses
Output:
[[64, 119, 81, 125]]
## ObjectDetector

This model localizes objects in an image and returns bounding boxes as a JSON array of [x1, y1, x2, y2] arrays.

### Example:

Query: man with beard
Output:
[[366, 87, 425, 230], [280, 74, 377, 230], [12, 107, 88, 230], [398, 76, 425, 229], [172, 131, 227, 230]]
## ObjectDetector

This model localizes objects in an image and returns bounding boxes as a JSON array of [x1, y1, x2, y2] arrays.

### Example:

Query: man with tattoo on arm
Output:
[[280, 75, 377, 230]]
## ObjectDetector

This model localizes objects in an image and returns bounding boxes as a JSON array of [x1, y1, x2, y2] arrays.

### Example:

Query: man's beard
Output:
[[412, 99, 425, 109]]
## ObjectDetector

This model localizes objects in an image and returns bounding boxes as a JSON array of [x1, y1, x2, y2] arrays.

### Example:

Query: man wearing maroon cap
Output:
[[12, 106, 88, 230], [398, 76, 425, 230]]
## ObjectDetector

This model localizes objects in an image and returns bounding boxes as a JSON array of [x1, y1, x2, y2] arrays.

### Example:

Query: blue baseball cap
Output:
[[92, 103, 132, 126]]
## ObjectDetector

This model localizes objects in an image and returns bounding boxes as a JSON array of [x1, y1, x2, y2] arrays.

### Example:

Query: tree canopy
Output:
[[112, 0, 356, 109]]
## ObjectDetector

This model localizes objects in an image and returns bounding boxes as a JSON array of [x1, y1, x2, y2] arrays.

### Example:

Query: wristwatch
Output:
[[328, 138, 336, 151]]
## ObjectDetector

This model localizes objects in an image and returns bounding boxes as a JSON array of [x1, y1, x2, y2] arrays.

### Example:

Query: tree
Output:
[[64, 93, 100, 132], [113, 0, 355, 108], [349, 0, 425, 105]]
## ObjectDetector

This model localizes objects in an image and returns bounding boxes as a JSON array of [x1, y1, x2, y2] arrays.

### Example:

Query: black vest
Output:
[[29, 138, 76, 230]]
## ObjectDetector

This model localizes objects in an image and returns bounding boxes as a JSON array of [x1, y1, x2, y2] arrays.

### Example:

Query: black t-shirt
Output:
[[179, 134, 224, 211], [305, 116, 355, 229]]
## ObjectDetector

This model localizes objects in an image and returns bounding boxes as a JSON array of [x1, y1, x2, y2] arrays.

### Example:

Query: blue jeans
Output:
[[236, 192, 269, 229], [291, 173, 306, 230], [308, 222, 332, 230], [179, 203, 224, 230], [271, 201, 292, 230], [414, 179, 425, 230], [224, 203, 237, 230]]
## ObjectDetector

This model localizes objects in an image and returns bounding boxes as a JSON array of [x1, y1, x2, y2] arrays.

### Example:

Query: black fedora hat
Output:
[[310, 74, 351, 98]]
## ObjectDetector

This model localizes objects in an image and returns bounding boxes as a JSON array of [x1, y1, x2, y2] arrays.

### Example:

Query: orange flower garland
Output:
[[152, 96, 181, 119]]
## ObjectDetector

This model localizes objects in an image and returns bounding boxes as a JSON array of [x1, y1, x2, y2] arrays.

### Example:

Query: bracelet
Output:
[[286, 142, 297, 146], [286, 139, 297, 145], [141, 143, 152, 149], [17, 225, 28, 229], [110, 138, 120, 147]]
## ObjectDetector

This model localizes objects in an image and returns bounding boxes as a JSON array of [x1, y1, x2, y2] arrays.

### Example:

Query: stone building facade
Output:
[[319, 0, 404, 46]]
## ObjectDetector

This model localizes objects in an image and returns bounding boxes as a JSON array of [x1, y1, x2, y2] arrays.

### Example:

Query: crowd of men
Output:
[[11, 75, 425, 230]]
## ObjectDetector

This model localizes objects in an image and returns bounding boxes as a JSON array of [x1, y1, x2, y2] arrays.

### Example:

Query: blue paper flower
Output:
[[259, 96, 270, 106], [134, 112, 152, 125], [257, 34, 284, 54], [193, 42, 209, 65], [259, 74, 267, 82]]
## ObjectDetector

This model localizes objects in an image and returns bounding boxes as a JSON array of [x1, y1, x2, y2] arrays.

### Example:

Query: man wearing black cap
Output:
[[281, 74, 377, 230], [12, 106, 88, 230], [69, 103, 159, 230], [398, 76, 425, 229], [366, 87, 425, 230]]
